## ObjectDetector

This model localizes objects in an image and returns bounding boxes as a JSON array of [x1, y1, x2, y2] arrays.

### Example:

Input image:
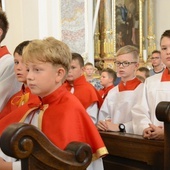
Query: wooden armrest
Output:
[[0, 123, 92, 170], [156, 101, 170, 170]]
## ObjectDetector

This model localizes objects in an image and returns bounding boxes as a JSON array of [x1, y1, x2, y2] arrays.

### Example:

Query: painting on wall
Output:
[[0, 1, 2, 10], [113, 0, 143, 56]]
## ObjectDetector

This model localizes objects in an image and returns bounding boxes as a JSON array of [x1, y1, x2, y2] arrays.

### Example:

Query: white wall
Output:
[[2, 0, 59, 53], [155, 0, 170, 50]]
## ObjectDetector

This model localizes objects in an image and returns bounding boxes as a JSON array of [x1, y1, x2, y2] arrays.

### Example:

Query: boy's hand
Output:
[[97, 120, 108, 131], [0, 157, 12, 170], [97, 119, 119, 132], [143, 124, 164, 140], [105, 121, 119, 132]]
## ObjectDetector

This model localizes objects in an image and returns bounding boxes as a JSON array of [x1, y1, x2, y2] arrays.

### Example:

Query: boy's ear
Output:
[[55, 67, 66, 82], [82, 66, 85, 71], [135, 63, 139, 69], [0, 28, 3, 37]]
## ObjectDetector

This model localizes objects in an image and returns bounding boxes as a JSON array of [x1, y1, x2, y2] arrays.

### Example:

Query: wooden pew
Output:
[[100, 131, 164, 170], [0, 123, 92, 170], [156, 101, 170, 170]]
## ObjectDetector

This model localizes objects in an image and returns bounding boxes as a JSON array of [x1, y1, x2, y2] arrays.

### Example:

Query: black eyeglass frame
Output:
[[114, 61, 137, 67]]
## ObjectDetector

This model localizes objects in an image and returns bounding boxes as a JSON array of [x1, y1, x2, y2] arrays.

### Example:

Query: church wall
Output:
[[1, 0, 170, 62]]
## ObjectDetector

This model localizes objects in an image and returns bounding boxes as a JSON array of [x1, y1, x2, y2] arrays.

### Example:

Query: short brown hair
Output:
[[152, 50, 160, 55], [116, 45, 139, 62], [137, 67, 150, 78], [72, 53, 84, 67], [0, 11, 9, 42], [160, 30, 170, 43], [101, 68, 117, 83], [23, 37, 71, 73]]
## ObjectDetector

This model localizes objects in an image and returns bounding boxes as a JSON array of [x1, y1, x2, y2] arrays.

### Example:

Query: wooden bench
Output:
[[100, 131, 164, 170], [100, 101, 170, 170], [0, 123, 92, 170], [1, 101, 170, 170]]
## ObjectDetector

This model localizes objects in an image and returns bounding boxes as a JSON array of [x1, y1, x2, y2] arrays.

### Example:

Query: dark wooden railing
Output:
[[100, 131, 164, 170], [2, 100, 170, 170], [156, 101, 170, 170], [100, 101, 170, 170], [0, 123, 92, 170]]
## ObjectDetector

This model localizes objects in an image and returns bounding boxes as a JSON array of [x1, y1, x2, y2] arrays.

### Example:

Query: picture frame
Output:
[[112, 0, 143, 56]]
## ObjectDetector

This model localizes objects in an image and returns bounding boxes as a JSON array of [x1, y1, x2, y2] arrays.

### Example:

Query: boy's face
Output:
[[100, 72, 113, 87], [14, 52, 28, 84], [161, 37, 170, 69], [84, 65, 94, 76], [136, 70, 146, 79], [26, 61, 64, 98], [115, 53, 138, 82], [67, 59, 84, 82], [151, 52, 162, 67]]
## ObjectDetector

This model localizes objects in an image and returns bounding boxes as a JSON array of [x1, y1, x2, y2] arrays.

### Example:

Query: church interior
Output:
[[0, 0, 170, 170]]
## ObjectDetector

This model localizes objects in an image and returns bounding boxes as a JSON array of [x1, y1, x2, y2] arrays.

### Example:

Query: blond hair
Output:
[[116, 45, 139, 62], [23, 37, 71, 73]]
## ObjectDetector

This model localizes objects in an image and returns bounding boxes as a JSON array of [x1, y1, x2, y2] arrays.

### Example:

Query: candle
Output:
[[143, 50, 147, 63]]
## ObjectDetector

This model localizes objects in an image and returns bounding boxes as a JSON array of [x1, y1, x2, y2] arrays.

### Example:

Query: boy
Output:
[[65, 53, 103, 124], [136, 66, 150, 82], [0, 11, 21, 111], [0, 37, 108, 170], [97, 45, 143, 133], [149, 50, 164, 76], [84, 62, 103, 90], [0, 41, 39, 119], [132, 30, 170, 140], [98, 68, 116, 99]]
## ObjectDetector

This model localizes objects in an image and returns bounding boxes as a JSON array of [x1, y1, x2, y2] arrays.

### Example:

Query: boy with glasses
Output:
[[149, 50, 165, 76], [97, 45, 143, 133]]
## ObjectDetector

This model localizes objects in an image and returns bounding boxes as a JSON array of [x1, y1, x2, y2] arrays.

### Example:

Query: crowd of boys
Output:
[[0, 9, 170, 170]]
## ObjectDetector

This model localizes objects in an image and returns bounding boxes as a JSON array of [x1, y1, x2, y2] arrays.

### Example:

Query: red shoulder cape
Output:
[[0, 85, 108, 159], [98, 85, 114, 99], [64, 75, 103, 108], [0, 85, 39, 119]]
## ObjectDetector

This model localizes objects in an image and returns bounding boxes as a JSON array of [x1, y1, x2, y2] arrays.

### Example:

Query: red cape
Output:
[[64, 75, 103, 109], [0, 85, 39, 119], [98, 85, 114, 99], [0, 85, 108, 160]]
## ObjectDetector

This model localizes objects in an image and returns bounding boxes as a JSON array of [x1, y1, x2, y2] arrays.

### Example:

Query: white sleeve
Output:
[[0, 149, 21, 170], [98, 94, 111, 121], [131, 81, 152, 135], [86, 102, 98, 124], [12, 161, 21, 170], [0, 55, 21, 111]]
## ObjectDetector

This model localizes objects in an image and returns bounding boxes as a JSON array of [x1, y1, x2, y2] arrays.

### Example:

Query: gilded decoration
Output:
[[94, 0, 156, 70]]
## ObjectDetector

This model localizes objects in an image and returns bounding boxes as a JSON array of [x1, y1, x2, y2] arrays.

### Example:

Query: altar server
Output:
[[97, 45, 143, 133], [132, 30, 170, 140]]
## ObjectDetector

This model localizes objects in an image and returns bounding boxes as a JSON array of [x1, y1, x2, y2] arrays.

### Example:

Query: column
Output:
[[147, 0, 156, 56]]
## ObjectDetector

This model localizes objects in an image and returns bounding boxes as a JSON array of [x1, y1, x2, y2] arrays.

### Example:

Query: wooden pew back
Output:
[[100, 131, 164, 170], [0, 123, 92, 170]]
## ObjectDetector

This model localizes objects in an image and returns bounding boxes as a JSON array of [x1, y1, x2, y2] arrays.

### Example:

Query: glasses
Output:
[[114, 61, 137, 67], [151, 57, 160, 60]]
